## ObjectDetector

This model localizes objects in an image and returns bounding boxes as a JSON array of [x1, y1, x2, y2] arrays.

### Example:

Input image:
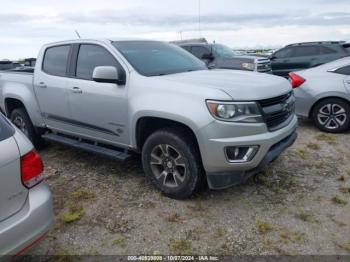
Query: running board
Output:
[[42, 133, 131, 161]]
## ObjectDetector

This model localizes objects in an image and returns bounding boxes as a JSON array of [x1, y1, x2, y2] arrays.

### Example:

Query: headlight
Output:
[[241, 62, 255, 71], [206, 101, 263, 123]]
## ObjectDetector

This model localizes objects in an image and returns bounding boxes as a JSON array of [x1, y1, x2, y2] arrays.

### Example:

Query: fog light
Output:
[[225, 146, 259, 163]]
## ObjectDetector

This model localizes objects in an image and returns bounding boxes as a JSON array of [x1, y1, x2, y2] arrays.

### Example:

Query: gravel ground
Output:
[[29, 120, 350, 256]]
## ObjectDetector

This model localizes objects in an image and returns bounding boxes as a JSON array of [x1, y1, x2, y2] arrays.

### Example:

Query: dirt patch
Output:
[[30, 120, 350, 255]]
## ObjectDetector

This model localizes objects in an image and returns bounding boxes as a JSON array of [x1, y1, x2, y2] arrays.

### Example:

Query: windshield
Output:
[[213, 44, 236, 58], [112, 41, 207, 76]]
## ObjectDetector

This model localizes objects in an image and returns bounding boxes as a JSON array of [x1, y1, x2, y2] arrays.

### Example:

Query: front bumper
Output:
[[0, 183, 54, 255], [197, 115, 298, 189]]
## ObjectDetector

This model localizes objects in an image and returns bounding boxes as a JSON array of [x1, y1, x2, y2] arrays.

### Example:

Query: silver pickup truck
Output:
[[0, 39, 297, 199]]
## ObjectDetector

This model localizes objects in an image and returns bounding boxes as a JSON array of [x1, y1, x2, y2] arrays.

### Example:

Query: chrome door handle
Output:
[[72, 87, 83, 94], [38, 82, 47, 88]]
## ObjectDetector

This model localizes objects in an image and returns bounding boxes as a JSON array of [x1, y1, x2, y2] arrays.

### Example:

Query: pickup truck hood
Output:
[[159, 69, 292, 100]]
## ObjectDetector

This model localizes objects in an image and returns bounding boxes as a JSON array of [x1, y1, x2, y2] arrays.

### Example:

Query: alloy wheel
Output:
[[150, 144, 187, 188], [317, 103, 347, 130]]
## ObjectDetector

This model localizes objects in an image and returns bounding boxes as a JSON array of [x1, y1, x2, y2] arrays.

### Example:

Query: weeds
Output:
[[296, 210, 319, 224], [256, 219, 274, 234], [169, 239, 192, 255], [306, 143, 320, 150], [315, 134, 336, 143], [331, 195, 348, 207], [60, 206, 85, 223], [113, 234, 126, 248]]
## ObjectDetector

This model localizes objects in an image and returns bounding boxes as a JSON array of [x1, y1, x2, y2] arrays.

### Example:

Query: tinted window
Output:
[[181, 46, 191, 52], [292, 46, 320, 57], [273, 48, 294, 59], [334, 65, 350, 75], [320, 46, 337, 54], [43, 45, 70, 76], [113, 41, 206, 77], [191, 46, 210, 59], [76, 44, 121, 80]]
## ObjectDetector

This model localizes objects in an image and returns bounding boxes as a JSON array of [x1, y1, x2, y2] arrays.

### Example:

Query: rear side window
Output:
[[320, 46, 337, 54], [292, 46, 320, 57], [43, 45, 70, 77], [334, 65, 350, 75], [0, 113, 15, 142], [191, 46, 210, 59], [76, 44, 121, 80]]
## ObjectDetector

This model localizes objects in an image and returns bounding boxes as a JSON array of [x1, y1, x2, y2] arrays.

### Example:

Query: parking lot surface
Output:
[[30, 120, 350, 255]]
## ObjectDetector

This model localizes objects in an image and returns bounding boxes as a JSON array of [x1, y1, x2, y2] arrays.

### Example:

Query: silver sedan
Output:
[[290, 57, 350, 133], [0, 113, 54, 255]]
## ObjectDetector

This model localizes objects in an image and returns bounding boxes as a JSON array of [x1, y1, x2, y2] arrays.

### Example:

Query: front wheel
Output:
[[311, 98, 350, 133], [142, 128, 203, 199]]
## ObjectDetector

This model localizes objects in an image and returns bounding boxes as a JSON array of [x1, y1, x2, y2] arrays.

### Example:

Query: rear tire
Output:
[[142, 127, 203, 200], [311, 98, 350, 133], [10, 108, 42, 147]]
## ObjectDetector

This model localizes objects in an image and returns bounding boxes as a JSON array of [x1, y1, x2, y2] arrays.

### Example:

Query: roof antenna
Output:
[[75, 30, 81, 39]]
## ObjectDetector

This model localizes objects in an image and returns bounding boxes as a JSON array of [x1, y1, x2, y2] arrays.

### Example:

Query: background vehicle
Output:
[[176, 41, 272, 73], [290, 57, 350, 133], [0, 39, 297, 199], [271, 41, 350, 78], [0, 113, 53, 255], [0, 60, 15, 71]]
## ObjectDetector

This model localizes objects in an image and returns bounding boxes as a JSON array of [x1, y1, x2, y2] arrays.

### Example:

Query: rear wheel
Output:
[[142, 128, 203, 199], [311, 98, 350, 133], [10, 108, 42, 147]]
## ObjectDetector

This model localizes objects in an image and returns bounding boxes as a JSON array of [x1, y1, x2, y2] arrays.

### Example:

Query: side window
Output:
[[43, 45, 70, 76], [334, 65, 350, 75], [181, 46, 191, 52], [274, 48, 294, 59], [320, 46, 337, 55], [191, 46, 210, 59], [292, 46, 320, 57], [76, 44, 121, 80]]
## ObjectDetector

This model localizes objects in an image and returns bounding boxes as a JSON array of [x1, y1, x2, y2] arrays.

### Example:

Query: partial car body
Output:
[[0, 113, 54, 255], [291, 57, 350, 132]]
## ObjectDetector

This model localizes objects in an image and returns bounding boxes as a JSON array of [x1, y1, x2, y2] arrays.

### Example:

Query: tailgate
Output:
[[0, 116, 28, 222]]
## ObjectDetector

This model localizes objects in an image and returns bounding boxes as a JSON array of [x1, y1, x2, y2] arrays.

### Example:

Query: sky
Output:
[[1, 0, 350, 59]]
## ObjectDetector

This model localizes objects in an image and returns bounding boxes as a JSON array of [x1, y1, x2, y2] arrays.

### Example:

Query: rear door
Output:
[[66, 44, 129, 145], [290, 45, 320, 70], [34, 45, 72, 131], [0, 115, 28, 222]]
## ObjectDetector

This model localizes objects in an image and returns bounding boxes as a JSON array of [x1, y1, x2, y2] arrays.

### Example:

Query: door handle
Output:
[[38, 82, 47, 88], [71, 87, 83, 94]]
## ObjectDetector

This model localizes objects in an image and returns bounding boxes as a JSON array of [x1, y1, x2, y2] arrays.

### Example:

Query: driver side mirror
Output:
[[93, 66, 125, 85]]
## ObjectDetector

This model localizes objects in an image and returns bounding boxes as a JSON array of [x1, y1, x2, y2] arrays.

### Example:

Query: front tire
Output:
[[10, 108, 42, 147], [142, 128, 203, 199], [311, 98, 350, 133]]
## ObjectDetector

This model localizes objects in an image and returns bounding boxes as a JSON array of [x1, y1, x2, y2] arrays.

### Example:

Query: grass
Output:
[[339, 187, 350, 194], [306, 143, 320, 151], [169, 239, 192, 255], [315, 134, 337, 143], [69, 188, 95, 202], [60, 206, 85, 223], [337, 176, 346, 182], [112, 234, 126, 248], [296, 210, 319, 224], [296, 149, 307, 159], [339, 242, 350, 252], [165, 212, 181, 223], [331, 195, 348, 207], [256, 219, 274, 234], [279, 229, 305, 244]]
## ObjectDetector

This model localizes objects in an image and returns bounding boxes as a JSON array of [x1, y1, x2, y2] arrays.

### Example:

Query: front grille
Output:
[[256, 59, 272, 73], [258, 91, 295, 131]]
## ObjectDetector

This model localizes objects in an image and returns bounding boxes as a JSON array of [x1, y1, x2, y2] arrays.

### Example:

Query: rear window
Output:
[[334, 65, 350, 75], [42, 45, 70, 77], [0, 113, 15, 142]]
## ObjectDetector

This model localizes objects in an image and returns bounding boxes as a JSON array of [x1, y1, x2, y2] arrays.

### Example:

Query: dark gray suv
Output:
[[271, 41, 350, 78]]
